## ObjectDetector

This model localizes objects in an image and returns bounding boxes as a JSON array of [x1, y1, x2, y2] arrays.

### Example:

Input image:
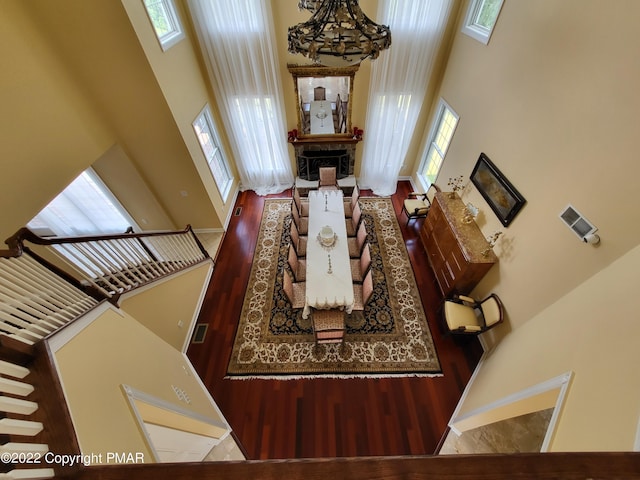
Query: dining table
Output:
[[309, 100, 335, 135], [302, 190, 354, 319]]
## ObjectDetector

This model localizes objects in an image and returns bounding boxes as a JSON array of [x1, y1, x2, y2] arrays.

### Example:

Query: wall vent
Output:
[[191, 323, 208, 344], [559, 204, 597, 240], [234, 207, 242, 216]]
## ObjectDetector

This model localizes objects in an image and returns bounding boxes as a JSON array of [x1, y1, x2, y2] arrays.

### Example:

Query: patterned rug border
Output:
[[226, 197, 442, 380]]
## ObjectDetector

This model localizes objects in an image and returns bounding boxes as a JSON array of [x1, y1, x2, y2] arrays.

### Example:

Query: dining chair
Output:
[[312, 308, 345, 345], [443, 293, 504, 335], [348, 221, 367, 258], [283, 268, 306, 310], [290, 220, 307, 257], [352, 268, 374, 311], [291, 201, 308, 235], [318, 167, 339, 191], [344, 184, 360, 218], [314, 86, 326, 101], [350, 242, 371, 283], [401, 183, 441, 225], [293, 187, 309, 217], [345, 201, 361, 237], [287, 244, 306, 282]]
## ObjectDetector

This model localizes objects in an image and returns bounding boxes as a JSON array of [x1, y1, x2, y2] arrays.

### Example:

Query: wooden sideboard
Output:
[[420, 192, 497, 297]]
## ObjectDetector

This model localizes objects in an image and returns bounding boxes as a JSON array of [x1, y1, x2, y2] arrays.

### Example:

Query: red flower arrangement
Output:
[[352, 127, 363, 140], [287, 129, 298, 142]]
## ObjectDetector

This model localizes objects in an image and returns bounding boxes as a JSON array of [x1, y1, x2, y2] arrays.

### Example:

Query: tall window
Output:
[[418, 99, 459, 188], [360, 0, 453, 196], [187, 0, 293, 195], [461, 0, 504, 45], [193, 105, 233, 201], [28, 168, 137, 237], [143, 0, 184, 51]]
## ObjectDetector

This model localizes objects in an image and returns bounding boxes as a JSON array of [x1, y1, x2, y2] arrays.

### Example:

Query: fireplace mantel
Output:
[[290, 138, 359, 181]]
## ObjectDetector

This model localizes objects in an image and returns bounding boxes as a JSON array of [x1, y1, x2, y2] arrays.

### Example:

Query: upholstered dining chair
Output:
[[290, 220, 307, 257], [318, 167, 339, 191], [293, 187, 309, 217], [345, 201, 362, 237], [312, 308, 345, 345], [401, 183, 441, 225], [348, 221, 367, 258], [287, 244, 306, 282], [291, 201, 308, 235], [314, 86, 326, 101], [443, 293, 504, 335], [344, 184, 360, 218], [350, 242, 371, 283], [352, 268, 374, 311], [283, 268, 306, 310]]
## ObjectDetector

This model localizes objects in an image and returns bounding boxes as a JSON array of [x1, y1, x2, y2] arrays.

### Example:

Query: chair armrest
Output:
[[459, 325, 482, 332], [408, 192, 427, 199], [457, 294, 476, 304]]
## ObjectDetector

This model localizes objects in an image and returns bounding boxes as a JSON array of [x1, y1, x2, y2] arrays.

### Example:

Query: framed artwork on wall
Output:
[[470, 153, 526, 227]]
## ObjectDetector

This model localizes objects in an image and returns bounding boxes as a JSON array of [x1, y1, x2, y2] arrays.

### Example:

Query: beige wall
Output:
[[430, 0, 640, 451], [430, 0, 640, 328], [456, 244, 640, 451], [119, 262, 212, 352], [0, 0, 225, 246], [55, 305, 225, 461]]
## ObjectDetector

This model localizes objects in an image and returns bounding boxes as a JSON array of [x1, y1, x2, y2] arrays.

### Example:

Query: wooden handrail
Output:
[[5, 225, 208, 257], [71, 452, 640, 479]]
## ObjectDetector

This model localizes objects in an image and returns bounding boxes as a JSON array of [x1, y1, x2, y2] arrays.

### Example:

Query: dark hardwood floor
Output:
[[187, 180, 483, 460]]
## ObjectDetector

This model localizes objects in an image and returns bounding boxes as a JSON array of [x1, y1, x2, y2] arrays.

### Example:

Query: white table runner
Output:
[[309, 101, 335, 135], [303, 190, 354, 319]]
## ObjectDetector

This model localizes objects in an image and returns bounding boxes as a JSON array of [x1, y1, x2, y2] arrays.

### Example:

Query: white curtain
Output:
[[360, 0, 453, 196], [187, 0, 294, 195]]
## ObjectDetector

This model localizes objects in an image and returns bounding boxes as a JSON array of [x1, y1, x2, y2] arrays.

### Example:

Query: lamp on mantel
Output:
[[288, 0, 392, 67]]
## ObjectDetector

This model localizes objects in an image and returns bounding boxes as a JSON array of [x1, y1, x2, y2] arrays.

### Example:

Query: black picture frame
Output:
[[470, 153, 526, 227]]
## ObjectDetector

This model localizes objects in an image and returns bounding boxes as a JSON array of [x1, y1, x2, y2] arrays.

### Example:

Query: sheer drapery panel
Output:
[[360, 0, 453, 196], [187, 0, 293, 195]]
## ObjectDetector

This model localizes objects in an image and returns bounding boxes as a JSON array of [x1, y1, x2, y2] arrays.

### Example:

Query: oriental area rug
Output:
[[226, 197, 442, 379]]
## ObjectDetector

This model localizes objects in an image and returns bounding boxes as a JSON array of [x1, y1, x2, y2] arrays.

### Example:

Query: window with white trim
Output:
[[418, 99, 459, 188], [28, 168, 138, 237], [193, 106, 233, 201], [461, 0, 504, 45], [143, 0, 185, 51]]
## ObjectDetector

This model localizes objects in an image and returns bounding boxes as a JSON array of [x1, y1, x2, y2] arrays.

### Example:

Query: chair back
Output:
[[290, 220, 299, 247], [314, 86, 326, 101], [319, 167, 337, 187], [287, 244, 299, 274], [350, 184, 360, 209], [426, 183, 441, 204], [480, 294, 504, 327], [362, 268, 374, 305], [291, 202, 301, 227], [359, 243, 371, 277], [356, 221, 368, 251], [282, 269, 295, 304], [351, 201, 362, 230], [293, 187, 302, 212]]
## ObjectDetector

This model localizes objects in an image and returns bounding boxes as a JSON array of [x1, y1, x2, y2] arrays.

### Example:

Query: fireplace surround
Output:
[[293, 141, 356, 181]]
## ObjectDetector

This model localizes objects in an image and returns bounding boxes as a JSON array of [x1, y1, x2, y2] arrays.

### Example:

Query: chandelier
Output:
[[288, 0, 392, 67]]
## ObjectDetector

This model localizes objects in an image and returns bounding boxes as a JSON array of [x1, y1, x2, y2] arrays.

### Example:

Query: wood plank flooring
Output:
[[187, 181, 483, 460]]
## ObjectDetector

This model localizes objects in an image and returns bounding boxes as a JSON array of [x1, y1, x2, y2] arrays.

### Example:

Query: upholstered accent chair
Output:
[[287, 244, 306, 282], [347, 221, 367, 258], [443, 293, 504, 335], [312, 308, 345, 345], [291, 201, 308, 235], [290, 220, 307, 257], [345, 201, 361, 237], [293, 187, 309, 217], [401, 183, 441, 225], [350, 242, 371, 283], [352, 268, 374, 311], [318, 167, 339, 191], [344, 184, 360, 218], [283, 268, 306, 310]]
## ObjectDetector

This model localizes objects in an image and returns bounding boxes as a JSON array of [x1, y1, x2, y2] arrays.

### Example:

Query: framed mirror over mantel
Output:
[[288, 64, 359, 140]]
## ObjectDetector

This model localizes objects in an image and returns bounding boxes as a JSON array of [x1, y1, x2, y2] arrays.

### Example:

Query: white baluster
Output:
[[0, 443, 48, 455], [0, 378, 34, 397], [0, 468, 55, 479]]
